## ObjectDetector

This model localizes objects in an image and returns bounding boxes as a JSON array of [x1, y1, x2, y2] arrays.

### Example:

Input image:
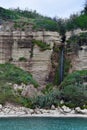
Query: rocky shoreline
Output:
[[0, 103, 87, 118]]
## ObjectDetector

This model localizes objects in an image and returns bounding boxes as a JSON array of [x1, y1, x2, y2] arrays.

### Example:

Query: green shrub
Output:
[[61, 84, 87, 108], [0, 63, 39, 87], [54, 58, 71, 86], [61, 70, 87, 87], [18, 57, 27, 62], [0, 63, 39, 106], [32, 89, 60, 108], [42, 83, 53, 94], [32, 40, 51, 51], [60, 69, 87, 108], [0, 83, 17, 105]]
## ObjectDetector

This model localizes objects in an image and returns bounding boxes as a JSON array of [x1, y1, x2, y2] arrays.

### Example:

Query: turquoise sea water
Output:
[[0, 117, 87, 130]]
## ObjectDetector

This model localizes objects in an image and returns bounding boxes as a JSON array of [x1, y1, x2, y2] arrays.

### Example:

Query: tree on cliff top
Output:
[[83, 0, 87, 14]]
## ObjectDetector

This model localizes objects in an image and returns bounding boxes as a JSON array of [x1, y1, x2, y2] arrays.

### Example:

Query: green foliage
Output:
[[57, 18, 66, 35], [53, 65, 60, 85], [60, 70, 87, 108], [13, 20, 33, 30], [42, 83, 53, 94], [13, 8, 41, 19], [54, 57, 71, 86], [16, 97, 33, 108], [0, 63, 39, 106], [34, 18, 58, 31], [67, 32, 87, 46], [31, 68, 87, 108], [0, 64, 87, 109], [32, 89, 60, 108], [64, 58, 71, 77], [0, 63, 38, 87], [1, 5, 87, 31], [0, 7, 40, 20], [0, 7, 20, 20], [0, 83, 15, 104], [66, 14, 87, 31], [83, 0, 87, 14], [0, 7, 59, 31], [53, 46, 60, 52], [18, 57, 27, 62], [61, 84, 87, 108], [32, 40, 51, 51], [57, 12, 87, 31], [61, 70, 87, 87], [0, 82, 33, 107], [66, 32, 87, 56]]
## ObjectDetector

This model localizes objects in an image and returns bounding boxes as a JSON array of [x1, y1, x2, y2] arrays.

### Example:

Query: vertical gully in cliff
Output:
[[59, 46, 64, 84], [59, 35, 66, 84]]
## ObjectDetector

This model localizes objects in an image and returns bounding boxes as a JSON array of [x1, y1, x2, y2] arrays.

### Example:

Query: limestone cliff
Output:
[[66, 29, 87, 72], [0, 29, 87, 85], [71, 45, 87, 71], [0, 31, 61, 85]]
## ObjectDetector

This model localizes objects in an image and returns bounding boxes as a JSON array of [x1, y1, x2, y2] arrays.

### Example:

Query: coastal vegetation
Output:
[[54, 57, 71, 86], [0, 1, 87, 110], [0, 63, 38, 87], [67, 32, 87, 46], [32, 40, 51, 51], [31, 70, 87, 109], [0, 63, 86, 109], [0, 63, 39, 105], [0, 1, 87, 31]]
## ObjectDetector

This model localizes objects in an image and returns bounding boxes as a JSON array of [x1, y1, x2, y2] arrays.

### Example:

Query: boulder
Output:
[[60, 100, 64, 104], [51, 105, 56, 110], [0, 104, 2, 109], [28, 109, 34, 114], [34, 108, 41, 114], [80, 109, 87, 114], [9, 110, 16, 115], [62, 105, 72, 113], [75, 107, 87, 114], [15, 111, 26, 115], [3, 107, 11, 114]]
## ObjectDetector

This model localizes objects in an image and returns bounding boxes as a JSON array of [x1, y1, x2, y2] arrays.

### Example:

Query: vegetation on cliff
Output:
[[0, 1, 87, 109], [0, 63, 38, 87], [0, 63, 38, 104], [60, 70, 87, 108], [32, 40, 51, 51], [0, 1, 87, 31], [54, 57, 71, 86], [0, 7, 59, 31], [67, 32, 87, 46], [31, 70, 87, 109], [0, 63, 87, 109], [66, 32, 87, 57]]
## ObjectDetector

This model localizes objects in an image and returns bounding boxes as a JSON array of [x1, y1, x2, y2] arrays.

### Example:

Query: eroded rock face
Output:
[[30, 46, 52, 84], [0, 31, 61, 85], [71, 45, 87, 71], [0, 30, 87, 85], [66, 29, 87, 72], [66, 29, 87, 41]]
